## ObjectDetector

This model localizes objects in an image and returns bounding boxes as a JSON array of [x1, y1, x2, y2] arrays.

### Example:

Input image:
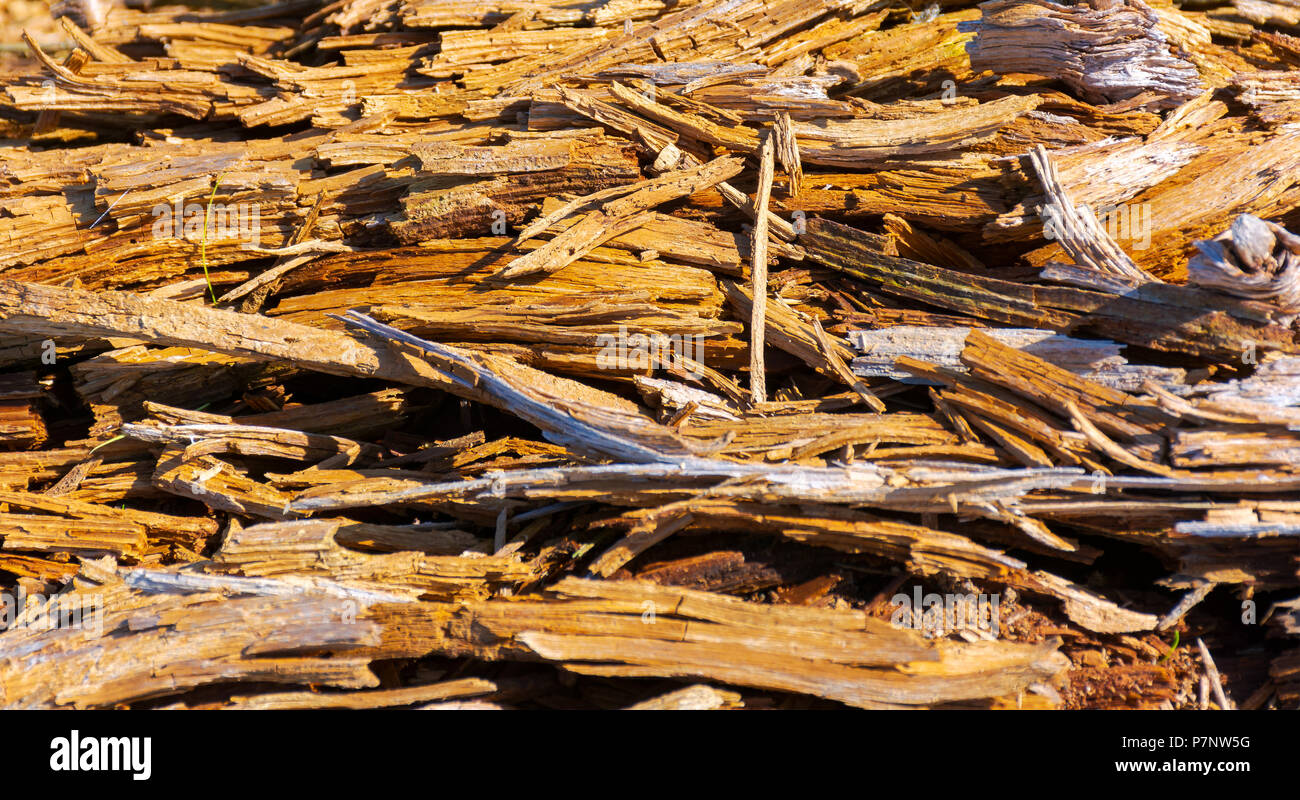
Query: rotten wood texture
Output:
[[1, 0, 1298, 711]]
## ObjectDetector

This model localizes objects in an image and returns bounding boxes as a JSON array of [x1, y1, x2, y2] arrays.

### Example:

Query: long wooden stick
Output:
[[749, 131, 776, 404]]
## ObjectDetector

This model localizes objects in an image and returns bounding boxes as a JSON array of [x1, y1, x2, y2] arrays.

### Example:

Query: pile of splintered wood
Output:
[[1, 0, 1300, 710]]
